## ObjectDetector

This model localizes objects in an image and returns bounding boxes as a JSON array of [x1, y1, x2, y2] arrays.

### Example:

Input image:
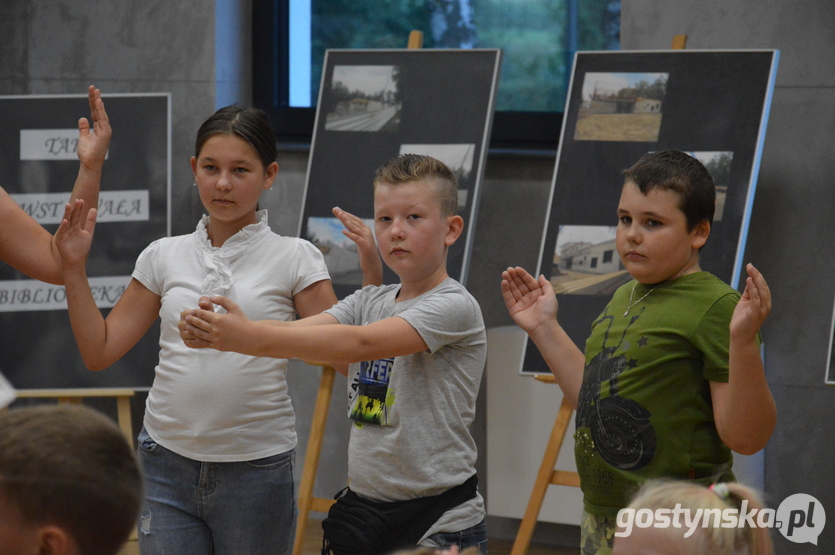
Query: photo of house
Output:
[[551, 225, 631, 295], [574, 72, 668, 141]]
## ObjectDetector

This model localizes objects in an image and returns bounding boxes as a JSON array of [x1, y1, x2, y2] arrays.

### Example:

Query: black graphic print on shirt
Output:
[[350, 357, 395, 426]]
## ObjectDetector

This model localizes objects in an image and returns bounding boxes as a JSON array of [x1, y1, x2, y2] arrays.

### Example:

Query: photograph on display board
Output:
[[324, 65, 401, 132], [399, 143, 475, 211], [574, 72, 668, 142], [551, 225, 630, 295], [301, 49, 501, 298], [519, 50, 779, 374], [826, 296, 835, 384], [305, 216, 375, 287], [687, 151, 733, 221]]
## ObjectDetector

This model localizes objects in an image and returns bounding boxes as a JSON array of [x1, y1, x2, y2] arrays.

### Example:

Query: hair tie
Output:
[[710, 482, 731, 501]]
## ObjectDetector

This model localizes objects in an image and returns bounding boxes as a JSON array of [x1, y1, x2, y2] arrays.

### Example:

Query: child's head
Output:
[[613, 479, 774, 555], [623, 150, 715, 232], [194, 105, 278, 169], [617, 150, 713, 284], [372, 154, 464, 285], [373, 154, 458, 218], [0, 405, 143, 555], [190, 106, 280, 237]]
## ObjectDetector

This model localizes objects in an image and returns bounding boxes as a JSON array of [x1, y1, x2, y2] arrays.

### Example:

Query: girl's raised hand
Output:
[[55, 200, 97, 271], [76, 86, 111, 170], [333, 206, 382, 286]]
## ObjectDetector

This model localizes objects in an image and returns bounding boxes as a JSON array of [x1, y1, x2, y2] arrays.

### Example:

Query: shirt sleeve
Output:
[[397, 287, 484, 354], [131, 239, 163, 296], [693, 292, 739, 382], [291, 239, 331, 296]]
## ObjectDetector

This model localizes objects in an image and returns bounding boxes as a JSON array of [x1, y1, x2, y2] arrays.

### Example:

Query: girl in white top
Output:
[[55, 105, 378, 554]]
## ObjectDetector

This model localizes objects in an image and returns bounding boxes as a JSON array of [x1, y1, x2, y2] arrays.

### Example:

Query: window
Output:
[[252, 0, 620, 148]]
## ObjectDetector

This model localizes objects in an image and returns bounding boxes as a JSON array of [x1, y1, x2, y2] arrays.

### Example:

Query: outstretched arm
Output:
[[710, 263, 777, 455], [0, 86, 109, 284], [333, 206, 383, 287], [181, 295, 427, 364], [501, 267, 585, 407]]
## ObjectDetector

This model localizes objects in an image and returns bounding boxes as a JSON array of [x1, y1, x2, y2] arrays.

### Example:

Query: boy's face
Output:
[[616, 181, 709, 285], [373, 179, 462, 284]]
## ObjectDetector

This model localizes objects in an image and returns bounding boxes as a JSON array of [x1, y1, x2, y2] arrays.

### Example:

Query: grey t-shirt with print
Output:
[[325, 277, 487, 542]]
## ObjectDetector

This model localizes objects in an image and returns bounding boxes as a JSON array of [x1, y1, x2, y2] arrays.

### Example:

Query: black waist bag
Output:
[[321, 474, 478, 555]]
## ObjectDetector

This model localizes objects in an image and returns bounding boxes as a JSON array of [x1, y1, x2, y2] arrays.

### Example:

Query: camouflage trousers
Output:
[[580, 510, 616, 555]]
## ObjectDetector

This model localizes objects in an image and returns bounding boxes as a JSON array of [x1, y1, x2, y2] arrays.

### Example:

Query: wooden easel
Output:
[[510, 35, 688, 554], [509, 376, 579, 555], [291, 29, 425, 555], [292, 363, 338, 555], [10, 388, 136, 446]]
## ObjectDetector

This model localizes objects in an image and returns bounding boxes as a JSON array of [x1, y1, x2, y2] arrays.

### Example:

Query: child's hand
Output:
[[501, 266, 558, 334], [55, 200, 97, 270], [333, 206, 383, 286], [730, 263, 771, 343], [76, 86, 111, 170], [180, 295, 252, 352], [178, 296, 215, 346]]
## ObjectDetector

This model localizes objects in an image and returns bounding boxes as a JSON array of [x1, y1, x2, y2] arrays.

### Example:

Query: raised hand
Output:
[[55, 200, 97, 271], [333, 206, 383, 286], [501, 266, 558, 335], [730, 263, 772, 343], [76, 86, 111, 171]]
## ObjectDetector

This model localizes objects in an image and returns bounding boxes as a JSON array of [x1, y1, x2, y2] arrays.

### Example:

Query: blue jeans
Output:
[[424, 520, 488, 554], [136, 428, 297, 555]]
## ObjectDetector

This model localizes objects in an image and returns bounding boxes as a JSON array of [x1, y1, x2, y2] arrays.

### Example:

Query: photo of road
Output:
[[324, 65, 401, 132], [305, 216, 376, 286]]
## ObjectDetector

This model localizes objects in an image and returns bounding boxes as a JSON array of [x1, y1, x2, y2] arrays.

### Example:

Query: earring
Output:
[[193, 181, 197, 187]]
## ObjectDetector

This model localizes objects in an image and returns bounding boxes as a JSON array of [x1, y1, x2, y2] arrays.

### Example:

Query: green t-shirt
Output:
[[575, 272, 740, 517]]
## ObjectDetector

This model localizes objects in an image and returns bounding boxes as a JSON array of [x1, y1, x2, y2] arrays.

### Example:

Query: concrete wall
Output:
[[621, 2, 835, 553]]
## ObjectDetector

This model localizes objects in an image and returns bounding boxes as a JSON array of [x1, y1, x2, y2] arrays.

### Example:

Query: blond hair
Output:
[[625, 480, 774, 555], [374, 154, 458, 217]]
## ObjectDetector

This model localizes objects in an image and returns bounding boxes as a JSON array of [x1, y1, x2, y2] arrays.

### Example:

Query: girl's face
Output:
[[190, 134, 278, 242]]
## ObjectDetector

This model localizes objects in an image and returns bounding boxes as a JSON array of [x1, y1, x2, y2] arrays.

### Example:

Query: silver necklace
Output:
[[624, 281, 656, 317]]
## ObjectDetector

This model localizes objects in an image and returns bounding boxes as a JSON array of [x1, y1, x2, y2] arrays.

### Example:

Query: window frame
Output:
[[251, 0, 564, 150]]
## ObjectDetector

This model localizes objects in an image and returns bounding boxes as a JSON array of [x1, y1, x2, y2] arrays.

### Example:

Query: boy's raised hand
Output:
[[333, 206, 383, 286], [77, 86, 111, 170], [55, 200, 97, 270], [180, 295, 252, 352], [501, 266, 558, 335], [730, 263, 772, 342]]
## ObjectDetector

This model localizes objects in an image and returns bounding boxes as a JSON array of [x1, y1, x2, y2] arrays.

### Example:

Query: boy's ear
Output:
[[691, 219, 710, 249], [37, 525, 76, 555], [444, 215, 464, 246]]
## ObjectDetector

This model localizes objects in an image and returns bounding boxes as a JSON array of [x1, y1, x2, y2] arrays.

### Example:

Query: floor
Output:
[[117, 517, 581, 554]]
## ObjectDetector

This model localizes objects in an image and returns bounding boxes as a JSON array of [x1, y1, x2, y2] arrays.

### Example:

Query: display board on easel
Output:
[[299, 49, 502, 297], [520, 49, 779, 374], [0, 93, 170, 389]]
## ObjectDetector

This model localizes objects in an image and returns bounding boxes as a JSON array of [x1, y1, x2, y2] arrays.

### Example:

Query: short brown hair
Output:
[[374, 154, 458, 216], [0, 405, 142, 555], [623, 150, 715, 231]]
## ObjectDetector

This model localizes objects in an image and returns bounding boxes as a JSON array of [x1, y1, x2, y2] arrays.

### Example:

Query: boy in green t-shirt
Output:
[[502, 149, 776, 554]]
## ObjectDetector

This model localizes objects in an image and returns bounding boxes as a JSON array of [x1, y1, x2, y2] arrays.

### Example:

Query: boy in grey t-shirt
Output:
[[180, 154, 488, 552]]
